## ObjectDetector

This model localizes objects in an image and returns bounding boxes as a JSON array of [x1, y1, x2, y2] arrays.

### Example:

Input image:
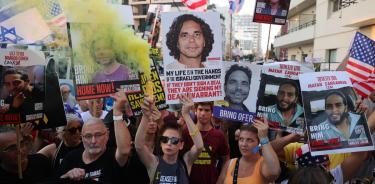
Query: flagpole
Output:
[[265, 23, 272, 62], [229, 14, 232, 61], [16, 124, 23, 179]]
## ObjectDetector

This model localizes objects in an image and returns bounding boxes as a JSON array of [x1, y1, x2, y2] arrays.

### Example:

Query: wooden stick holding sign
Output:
[[16, 124, 23, 179]]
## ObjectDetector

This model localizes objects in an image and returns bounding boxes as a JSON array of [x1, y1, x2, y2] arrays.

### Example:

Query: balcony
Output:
[[274, 19, 315, 48], [151, 0, 181, 3], [129, 0, 150, 5], [339, 0, 375, 27]]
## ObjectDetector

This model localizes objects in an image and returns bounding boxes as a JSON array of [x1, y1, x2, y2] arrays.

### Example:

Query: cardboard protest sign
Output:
[[300, 71, 374, 155], [126, 62, 167, 116], [161, 12, 223, 104], [143, 4, 171, 48], [69, 23, 138, 100], [213, 62, 261, 124], [256, 61, 313, 135], [253, 0, 291, 25], [0, 48, 45, 124]]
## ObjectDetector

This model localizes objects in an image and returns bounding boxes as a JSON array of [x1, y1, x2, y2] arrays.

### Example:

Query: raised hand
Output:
[[253, 118, 269, 139], [141, 95, 155, 118], [179, 94, 194, 116]]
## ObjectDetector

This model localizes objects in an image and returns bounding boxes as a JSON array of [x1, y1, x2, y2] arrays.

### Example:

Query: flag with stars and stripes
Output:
[[40, 0, 67, 28], [181, 0, 207, 12], [345, 32, 375, 98]]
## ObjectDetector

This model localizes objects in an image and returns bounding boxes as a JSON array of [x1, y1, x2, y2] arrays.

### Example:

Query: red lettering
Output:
[[77, 85, 96, 96]]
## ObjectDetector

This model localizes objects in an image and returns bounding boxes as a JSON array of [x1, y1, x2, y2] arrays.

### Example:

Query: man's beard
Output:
[[328, 112, 349, 126], [277, 102, 296, 112]]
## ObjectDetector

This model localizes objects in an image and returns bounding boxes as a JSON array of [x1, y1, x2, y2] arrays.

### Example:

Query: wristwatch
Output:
[[260, 137, 269, 146]]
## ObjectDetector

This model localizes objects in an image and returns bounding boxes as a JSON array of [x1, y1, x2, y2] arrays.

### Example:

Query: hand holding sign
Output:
[[111, 89, 128, 116], [253, 118, 269, 139], [179, 94, 194, 116], [141, 95, 155, 118]]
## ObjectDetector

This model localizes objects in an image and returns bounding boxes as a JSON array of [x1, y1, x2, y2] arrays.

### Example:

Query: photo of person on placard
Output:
[[90, 39, 132, 83], [319, 91, 367, 142], [223, 64, 252, 112], [266, 81, 304, 129], [165, 13, 215, 69], [256, 0, 290, 17], [0, 67, 44, 121]]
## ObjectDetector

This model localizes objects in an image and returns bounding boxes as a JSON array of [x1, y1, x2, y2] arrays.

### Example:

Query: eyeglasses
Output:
[[4, 79, 22, 87], [179, 32, 202, 41], [1, 139, 28, 153], [64, 126, 82, 134], [82, 132, 106, 141], [160, 136, 181, 145]]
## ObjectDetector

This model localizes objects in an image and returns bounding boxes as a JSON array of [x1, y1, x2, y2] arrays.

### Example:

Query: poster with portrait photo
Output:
[[69, 23, 139, 100], [256, 61, 313, 135], [299, 71, 374, 156], [212, 62, 261, 124], [253, 0, 291, 25], [0, 47, 46, 124], [161, 12, 223, 104]]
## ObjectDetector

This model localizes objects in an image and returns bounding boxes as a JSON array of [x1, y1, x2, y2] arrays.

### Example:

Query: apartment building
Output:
[[274, 0, 375, 70]]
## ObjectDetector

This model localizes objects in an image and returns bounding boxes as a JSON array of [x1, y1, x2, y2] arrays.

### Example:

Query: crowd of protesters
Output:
[[0, 88, 374, 184]]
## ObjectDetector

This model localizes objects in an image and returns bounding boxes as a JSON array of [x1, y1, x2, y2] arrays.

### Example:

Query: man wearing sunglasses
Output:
[[57, 91, 131, 183], [2, 68, 44, 122], [0, 126, 51, 183], [135, 94, 204, 184]]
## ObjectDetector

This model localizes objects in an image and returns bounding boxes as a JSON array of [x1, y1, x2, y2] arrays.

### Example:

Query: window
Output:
[[325, 49, 337, 70], [302, 54, 308, 62], [332, 0, 342, 12], [291, 55, 296, 61]]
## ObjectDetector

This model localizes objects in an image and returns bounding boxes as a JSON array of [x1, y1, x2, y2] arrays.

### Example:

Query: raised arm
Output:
[[134, 96, 158, 169], [179, 94, 203, 172], [254, 119, 280, 182], [111, 91, 132, 167], [341, 151, 368, 182]]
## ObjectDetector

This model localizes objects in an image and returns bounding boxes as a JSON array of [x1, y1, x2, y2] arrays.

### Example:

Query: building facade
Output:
[[232, 15, 262, 56], [274, 0, 375, 71]]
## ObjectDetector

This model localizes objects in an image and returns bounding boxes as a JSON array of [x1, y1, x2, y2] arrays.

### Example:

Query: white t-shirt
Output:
[[80, 111, 108, 123]]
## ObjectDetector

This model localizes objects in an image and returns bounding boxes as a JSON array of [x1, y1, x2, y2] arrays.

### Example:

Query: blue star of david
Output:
[[0, 26, 24, 44]]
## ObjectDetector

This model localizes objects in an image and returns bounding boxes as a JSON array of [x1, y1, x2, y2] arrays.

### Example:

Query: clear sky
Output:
[[209, 0, 281, 55]]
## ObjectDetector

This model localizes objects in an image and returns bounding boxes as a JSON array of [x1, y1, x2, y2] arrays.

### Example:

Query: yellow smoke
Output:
[[15, 0, 152, 88]]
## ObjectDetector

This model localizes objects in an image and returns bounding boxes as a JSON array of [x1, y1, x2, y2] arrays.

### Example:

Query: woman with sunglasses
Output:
[[216, 119, 281, 184], [135, 94, 204, 184], [38, 113, 83, 170]]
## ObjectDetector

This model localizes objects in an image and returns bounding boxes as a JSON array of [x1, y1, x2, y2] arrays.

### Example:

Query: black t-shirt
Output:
[[57, 147, 126, 184], [123, 147, 149, 184], [53, 141, 84, 171], [0, 154, 51, 184]]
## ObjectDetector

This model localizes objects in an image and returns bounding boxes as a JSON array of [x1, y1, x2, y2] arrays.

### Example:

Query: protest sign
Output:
[[126, 62, 167, 116], [213, 62, 261, 124], [300, 71, 374, 155], [0, 47, 45, 124], [69, 23, 139, 100], [143, 4, 170, 47], [253, 0, 291, 25], [161, 12, 223, 104], [256, 61, 313, 135]]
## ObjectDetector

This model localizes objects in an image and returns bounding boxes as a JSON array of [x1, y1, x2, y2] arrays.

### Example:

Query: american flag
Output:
[[181, 0, 207, 12], [345, 32, 375, 98], [41, 0, 67, 28]]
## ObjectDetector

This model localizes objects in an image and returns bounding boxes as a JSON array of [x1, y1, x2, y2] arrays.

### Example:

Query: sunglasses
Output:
[[65, 126, 82, 134], [160, 136, 181, 145]]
